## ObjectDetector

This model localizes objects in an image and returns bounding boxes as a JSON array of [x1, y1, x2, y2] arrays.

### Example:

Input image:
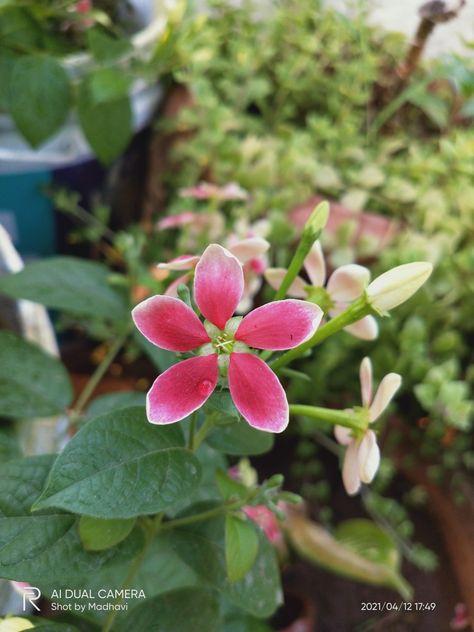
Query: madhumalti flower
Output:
[[158, 235, 270, 312], [265, 241, 378, 340], [367, 261, 433, 312], [334, 357, 401, 495], [133, 244, 323, 433]]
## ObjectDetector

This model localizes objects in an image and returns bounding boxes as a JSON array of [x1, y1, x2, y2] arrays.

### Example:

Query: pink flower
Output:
[[179, 181, 249, 201], [157, 212, 196, 230], [451, 603, 470, 630], [75, 0, 92, 12], [244, 505, 284, 547], [133, 244, 323, 433], [265, 241, 378, 340], [158, 236, 270, 312], [334, 357, 401, 495]]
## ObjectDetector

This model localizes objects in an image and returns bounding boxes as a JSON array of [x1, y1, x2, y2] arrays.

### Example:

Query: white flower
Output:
[[334, 357, 401, 495], [265, 241, 378, 340], [367, 262, 433, 312]]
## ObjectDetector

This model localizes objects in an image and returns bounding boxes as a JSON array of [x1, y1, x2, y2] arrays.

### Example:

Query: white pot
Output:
[[0, 0, 180, 171]]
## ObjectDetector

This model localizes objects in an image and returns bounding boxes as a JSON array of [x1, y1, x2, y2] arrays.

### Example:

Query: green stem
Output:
[[290, 404, 366, 432], [273, 201, 329, 302], [70, 326, 131, 423], [188, 411, 197, 449], [191, 416, 215, 451], [271, 295, 371, 372], [159, 494, 256, 532], [102, 514, 162, 632]]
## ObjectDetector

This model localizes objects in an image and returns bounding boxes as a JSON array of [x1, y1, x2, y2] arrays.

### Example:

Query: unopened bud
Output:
[[367, 262, 433, 312]]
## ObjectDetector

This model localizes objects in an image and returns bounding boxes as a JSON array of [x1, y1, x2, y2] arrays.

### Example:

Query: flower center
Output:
[[212, 331, 235, 355]]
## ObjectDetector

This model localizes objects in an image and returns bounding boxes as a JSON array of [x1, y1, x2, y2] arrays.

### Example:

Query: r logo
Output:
[[22, 586, 41, 612]]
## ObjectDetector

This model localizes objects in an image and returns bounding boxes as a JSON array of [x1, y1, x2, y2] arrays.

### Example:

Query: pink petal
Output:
[[235, 300, 323, 350], [228, 237, 270, 264], [157, 255, 200, 271], [194, 244, 244, 329], [264, 268, 307, 298], [342, 440, 361, 496], [157, 212, 196, 230], [164, 273, 192, 298], [334, 424, 353, 446], [326, 264, 370, 303], [304, 241, 326, 287], [358, 430, 380, 483], [147, 355, 218, 424], [228, 353, 289, 433], [359, 357, 373, 407], [369, 372, 402, 422], [343, 315, 379, 341], [132, 295, 210, 352]]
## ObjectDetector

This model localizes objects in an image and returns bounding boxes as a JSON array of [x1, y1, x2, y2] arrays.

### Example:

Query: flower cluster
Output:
[[133, 244, 322, 432]]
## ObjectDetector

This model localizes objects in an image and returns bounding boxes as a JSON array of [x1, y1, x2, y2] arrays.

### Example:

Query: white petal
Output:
[[359, 357, 373, 407], [342, 441, 361, 496], [334, 424, 353, 446], [369, 373, 402, 422], [228, 237, 270, 264], [327, 264, 370, 303], [304, 241, 326, 287], [358, 430, 380, 484], [263, 268, 307, 298], [367, 262, 433, 312], [343, 315, 378, 341]]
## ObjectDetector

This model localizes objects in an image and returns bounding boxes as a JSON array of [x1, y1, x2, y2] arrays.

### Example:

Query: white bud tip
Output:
[[367, 262, 433, 312]]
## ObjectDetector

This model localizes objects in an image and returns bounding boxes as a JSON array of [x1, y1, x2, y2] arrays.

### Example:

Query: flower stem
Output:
[[188, 411, 197, 449], [70, 326, 131, 424], [273, 201, 329, 302], [191, 416, 215, 451], [271, 295, 371, 371], [290, 404, 366, 432]]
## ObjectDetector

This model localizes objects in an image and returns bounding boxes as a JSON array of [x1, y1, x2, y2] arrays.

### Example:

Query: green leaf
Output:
[[119, 588, 221, 632], [134, 329, 177, 371], [225, 515, 259, 583], [0, 455, 143, 583], [89, 68, 133, 105], [8, 55, 71, 146], [208, 420, 274, 456], [170, 512, 282, 617], [334, 519, 400, 570], [79, 516, 136, 551], [0, 429, 21, 462], [216, 469, 248, 501], [33, 407, 202, 518], [86, 391, 146, 419], [0, 257, 127, 319], [0, 331, 72, 418], [86, 28, 132, 62], [224, 614, 272, 632], [77, 75, 132, 163]]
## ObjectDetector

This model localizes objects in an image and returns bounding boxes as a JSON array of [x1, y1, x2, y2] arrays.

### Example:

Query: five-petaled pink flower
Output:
[[133, 244, 323, 433]]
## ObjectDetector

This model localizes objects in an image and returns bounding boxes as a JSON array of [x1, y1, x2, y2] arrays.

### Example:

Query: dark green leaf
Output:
[[78, 76, 132, 163], [34, 407, 202, 518], [89, 68, 132, 105], [119, 588, 221, 632], [0, 455, 143, 583], [170, 513, 282, 617], [86, 391, 146, 419], [79, 516, 136, 551], [0, 257, 127, 319], [8, 55, 71, 146], [0, 429, 21, 462], [225, 515, 259, 583], [0, 331, 72, 418], [86, 28, 132, 62], [208, 421, 274, 456]]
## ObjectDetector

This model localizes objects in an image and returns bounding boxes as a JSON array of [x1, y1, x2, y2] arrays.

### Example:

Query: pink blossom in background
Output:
[[451, 603, 470, 630], [133, 244, 323, 432], [244, 505, 285, 547]]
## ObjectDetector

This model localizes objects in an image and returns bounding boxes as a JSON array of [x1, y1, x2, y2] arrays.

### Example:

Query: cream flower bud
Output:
[[367, 262, 433, 312]]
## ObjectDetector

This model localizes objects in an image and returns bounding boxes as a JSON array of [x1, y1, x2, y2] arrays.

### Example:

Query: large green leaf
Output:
[[79, 516, 136, 551], [225, 515, 259, 583], [0, 257, 127, 319], [170, 510, 282, 618], [224, 614, 272, 632], [33, 407, 202, 518], [8, 55, 71, 146], [77, 75, 132, 164], [86, 391, 146, 419], [0, 455, 142, 583], [119, 588, 221, 632], [0, 331, 72, 418], [207, 421, 274, 456]]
